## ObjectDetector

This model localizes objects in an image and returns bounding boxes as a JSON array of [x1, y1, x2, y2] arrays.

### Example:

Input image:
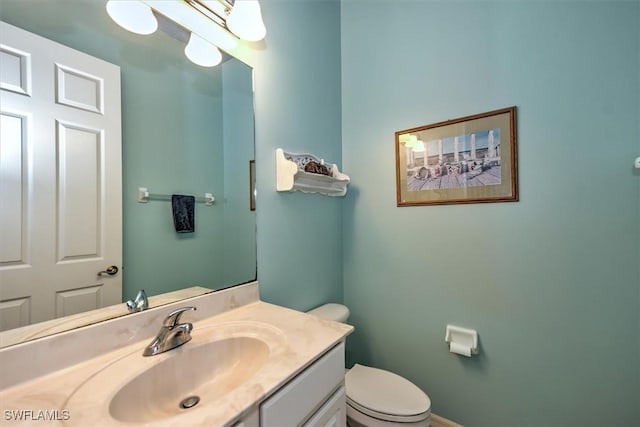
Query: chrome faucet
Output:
[[126, 289, 148, 313], [143, 306, 196, 356]]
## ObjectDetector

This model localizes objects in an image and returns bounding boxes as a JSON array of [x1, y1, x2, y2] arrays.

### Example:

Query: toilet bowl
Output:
[[307, 304, 431, 427]]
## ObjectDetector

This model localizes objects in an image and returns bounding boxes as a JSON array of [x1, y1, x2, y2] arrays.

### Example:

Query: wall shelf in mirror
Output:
[[276, 148, 350, 196]]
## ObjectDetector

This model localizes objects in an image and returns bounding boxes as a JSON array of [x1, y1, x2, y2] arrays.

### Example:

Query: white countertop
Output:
[[0, 283, 353, 426]]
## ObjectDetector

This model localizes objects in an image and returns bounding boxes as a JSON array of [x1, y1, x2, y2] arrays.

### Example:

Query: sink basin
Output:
[[64, 320, 288, 426], [110, 336, 269, 423]]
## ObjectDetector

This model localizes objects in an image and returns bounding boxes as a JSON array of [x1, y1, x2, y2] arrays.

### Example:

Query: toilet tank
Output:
[[307, 303, 350, 323]]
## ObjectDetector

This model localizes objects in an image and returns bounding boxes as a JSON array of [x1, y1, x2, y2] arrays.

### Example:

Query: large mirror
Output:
[[0, 0, 256, 347]]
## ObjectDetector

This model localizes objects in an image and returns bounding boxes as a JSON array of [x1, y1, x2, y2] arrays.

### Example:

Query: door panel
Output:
[[56, 121, 102, 260], [0, 44, 31, 95], [55, 285, 102, 318], [0, 297, 30, 331], [0, 112, 28, 265], [55, 64, 103, 114]]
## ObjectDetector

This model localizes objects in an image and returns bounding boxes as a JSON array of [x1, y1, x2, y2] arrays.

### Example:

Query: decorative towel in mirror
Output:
[[172, 195, 195, 233]]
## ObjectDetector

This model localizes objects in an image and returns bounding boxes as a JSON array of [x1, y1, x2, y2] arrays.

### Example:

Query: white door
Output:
[[0, 21, 122, 331]]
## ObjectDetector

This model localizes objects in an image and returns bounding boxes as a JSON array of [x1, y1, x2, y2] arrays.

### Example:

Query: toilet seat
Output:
[[345, 364, 431, 423]]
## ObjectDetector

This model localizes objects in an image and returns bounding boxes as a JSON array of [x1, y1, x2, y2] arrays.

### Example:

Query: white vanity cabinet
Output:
[[0, 282, 354, 427], [232, 410, 259, 427], [260, 342, 347, 427]]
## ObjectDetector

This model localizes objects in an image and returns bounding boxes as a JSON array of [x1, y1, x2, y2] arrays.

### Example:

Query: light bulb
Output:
[[226, 0, 266, 42], [106, 0, 158, 35], [148, 1, 238, 51], [184, 33, 222, 67]]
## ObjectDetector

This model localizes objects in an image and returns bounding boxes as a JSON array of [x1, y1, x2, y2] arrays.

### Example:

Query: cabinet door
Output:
[[260, 342, 345, 427], [231, 408, 259, 427], [303, 386, 346, 427]]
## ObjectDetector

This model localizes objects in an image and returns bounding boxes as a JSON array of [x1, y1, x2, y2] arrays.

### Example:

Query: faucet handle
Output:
[[163, 306, 196, 328]]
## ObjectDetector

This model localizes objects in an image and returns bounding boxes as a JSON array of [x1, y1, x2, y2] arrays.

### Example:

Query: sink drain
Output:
[[179, 395, 200, 410]]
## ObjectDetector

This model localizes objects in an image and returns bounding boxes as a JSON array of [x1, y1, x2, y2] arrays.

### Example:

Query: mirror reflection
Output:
[[0, 0, 256, 347]]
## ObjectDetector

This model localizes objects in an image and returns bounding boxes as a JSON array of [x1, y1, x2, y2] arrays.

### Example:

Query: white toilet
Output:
[[308, 304, 431, 427]]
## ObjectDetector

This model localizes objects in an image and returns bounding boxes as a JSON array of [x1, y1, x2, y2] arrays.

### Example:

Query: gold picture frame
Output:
[[395, 106, 518, 206]]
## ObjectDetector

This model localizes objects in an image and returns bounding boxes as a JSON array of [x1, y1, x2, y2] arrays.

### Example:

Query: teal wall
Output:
[[341, 1, 640, 426], [252, 0, 344, 309]]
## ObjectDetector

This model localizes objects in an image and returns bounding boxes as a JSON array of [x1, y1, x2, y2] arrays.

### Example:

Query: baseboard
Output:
[[431, 413, 464, 427]]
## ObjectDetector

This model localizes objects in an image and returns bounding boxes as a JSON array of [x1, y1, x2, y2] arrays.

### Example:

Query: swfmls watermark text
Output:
[[4, 410, 71, 422]]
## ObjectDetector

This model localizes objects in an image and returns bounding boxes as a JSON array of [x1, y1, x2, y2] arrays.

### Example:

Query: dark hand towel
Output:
[[171, 195, 195, 233]]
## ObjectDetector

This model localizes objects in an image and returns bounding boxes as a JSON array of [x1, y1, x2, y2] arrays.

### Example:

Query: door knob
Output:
[[98, 265, 119, 276]]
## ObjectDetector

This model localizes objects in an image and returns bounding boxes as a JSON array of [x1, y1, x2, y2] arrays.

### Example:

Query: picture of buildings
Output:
[[405, 129, 501, 191]]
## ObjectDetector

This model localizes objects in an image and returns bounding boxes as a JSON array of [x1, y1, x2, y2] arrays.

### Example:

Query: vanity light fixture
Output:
[[225, 0, 266, 42], [184, 32, 223, 67], [106, 0, 158, 35], [105, 0, 266, 67]]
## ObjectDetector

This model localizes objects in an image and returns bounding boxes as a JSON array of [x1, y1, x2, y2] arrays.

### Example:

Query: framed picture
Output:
[[395, 106, 518, 207]]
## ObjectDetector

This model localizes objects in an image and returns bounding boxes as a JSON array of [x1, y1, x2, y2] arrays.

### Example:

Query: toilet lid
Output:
[[345, 364, 431, 419]]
